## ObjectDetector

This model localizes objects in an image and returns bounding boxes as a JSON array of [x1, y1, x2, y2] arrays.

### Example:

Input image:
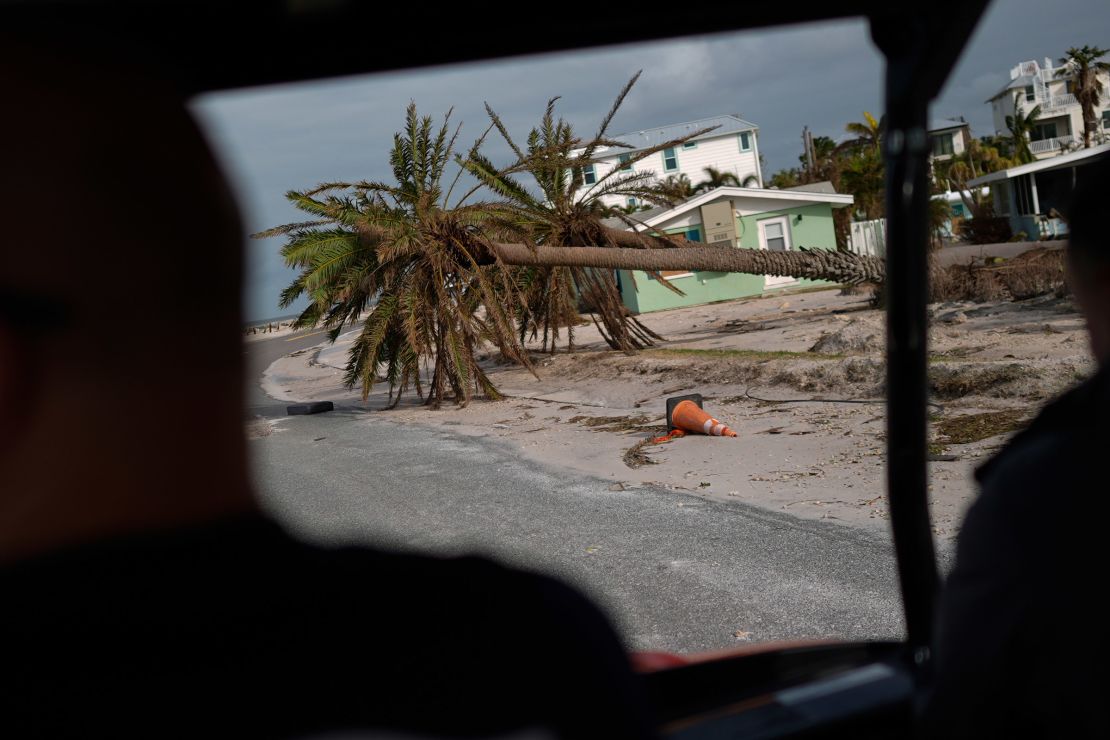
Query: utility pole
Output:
[[802, 126, 815, 179]]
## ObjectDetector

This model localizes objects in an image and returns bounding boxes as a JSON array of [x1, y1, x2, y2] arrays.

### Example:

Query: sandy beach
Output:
[[259, 285, 1093, 542]]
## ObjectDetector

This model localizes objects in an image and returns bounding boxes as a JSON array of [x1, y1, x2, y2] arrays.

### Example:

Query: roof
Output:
[[609, 186, 853, 232], [781, 180, 838, 195], [598, 115, 758, 157], [600, 203, 671, 229], [967, 143, 1110, 186], [928, 118, 968, 133], [986, 74, 1034, 102], [599, 182, 843, 228]]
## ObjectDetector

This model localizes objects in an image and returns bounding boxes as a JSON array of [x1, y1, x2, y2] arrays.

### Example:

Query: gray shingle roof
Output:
[[781, 180, 838, 195], [928, 118, 968, 133], [987, 74, 1035, 101], [598, 115, 758, 156]]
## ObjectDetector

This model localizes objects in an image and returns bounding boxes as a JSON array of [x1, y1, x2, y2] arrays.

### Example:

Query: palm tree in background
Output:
[[658, 173, 696, 201], [934, 138, 1016, 218], [1059, 45, 1110, 148], [839, 146, 885, 220], [1005, 95, 1042, 164], [840, 112, 885, 154], [694, 166, 757, 192], [255, 104, 530, 408]]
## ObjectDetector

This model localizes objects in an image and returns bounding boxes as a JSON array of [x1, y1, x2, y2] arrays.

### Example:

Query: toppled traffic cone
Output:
[[670, 399, 737, 438]]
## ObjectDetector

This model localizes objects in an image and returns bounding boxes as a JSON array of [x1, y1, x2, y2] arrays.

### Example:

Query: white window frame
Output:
[[758, 216, 795, 288], [662, 147, 679, 172], [738, 131, 752, 152]]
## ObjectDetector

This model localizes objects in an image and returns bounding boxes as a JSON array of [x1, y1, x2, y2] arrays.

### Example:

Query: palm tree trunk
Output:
[[490, 242, 885, 286]]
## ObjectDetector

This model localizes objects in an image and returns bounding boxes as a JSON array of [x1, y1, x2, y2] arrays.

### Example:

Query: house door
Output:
[[759, 216, 796, 289]]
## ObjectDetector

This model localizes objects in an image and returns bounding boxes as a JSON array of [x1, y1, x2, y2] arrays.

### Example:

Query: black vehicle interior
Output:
[[6, 1, 996, 736]]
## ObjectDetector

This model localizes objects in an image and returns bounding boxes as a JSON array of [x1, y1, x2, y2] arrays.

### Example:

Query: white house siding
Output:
[[590, 133, 761, 208], [991, 95, 1016, 138]]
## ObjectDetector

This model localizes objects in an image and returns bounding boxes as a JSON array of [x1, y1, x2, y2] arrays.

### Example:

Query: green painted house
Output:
[[605, 183, 854, 313]]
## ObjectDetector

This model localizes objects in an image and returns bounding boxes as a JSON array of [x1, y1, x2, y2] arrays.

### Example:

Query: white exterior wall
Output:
[[589, 132, 761, 208], [991, 94, 1017, 138], [929, 126, 969, 162], [954, 129, 968, 156]]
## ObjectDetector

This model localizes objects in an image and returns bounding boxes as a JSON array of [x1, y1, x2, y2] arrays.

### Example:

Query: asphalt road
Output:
[[244, 328, 334, 416], [246, 332, 906, 654]]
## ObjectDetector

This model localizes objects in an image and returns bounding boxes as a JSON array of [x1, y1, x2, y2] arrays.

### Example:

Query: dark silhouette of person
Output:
[[926, 153, 1110, 737], [0, 47, 652, 739]]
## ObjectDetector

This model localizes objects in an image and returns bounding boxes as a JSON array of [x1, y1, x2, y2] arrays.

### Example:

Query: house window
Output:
[[626, 197, 637, 208], [683, 141, 697, 149], [1024, 85, 1036, 102], [618, 153, 632, 171], [685, 227, 702, 242], [582, 164, 596, 185], [662, 147, 678, 172], [1030, 122, 1056, 142], [763, 220, 788, 251], [931, 133, 954, 156], [1103, 111, 1110, 130], [738, 132, 752, 151]]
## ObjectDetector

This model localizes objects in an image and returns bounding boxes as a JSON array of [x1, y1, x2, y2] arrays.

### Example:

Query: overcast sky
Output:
[[191, 0, 1109, 322]]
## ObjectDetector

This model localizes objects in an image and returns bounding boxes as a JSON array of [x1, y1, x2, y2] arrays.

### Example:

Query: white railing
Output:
[[847, 218, 886, 258], [1030, 135, 1074, 154], [1038, 93, 1077, 113]]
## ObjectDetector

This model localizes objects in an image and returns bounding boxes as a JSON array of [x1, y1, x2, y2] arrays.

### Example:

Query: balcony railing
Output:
[[1038, 93, 1077, 113], [1030, 135, 1074, 154]]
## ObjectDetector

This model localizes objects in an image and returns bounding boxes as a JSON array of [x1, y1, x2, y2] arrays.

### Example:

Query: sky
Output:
[[190, 0, 1109, 322]]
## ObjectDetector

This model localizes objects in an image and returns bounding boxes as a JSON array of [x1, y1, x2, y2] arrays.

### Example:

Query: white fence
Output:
[[847, 218, 886, 258]]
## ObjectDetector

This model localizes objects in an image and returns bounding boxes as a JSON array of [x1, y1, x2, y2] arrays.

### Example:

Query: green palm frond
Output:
[[253, 103, 537, 408]]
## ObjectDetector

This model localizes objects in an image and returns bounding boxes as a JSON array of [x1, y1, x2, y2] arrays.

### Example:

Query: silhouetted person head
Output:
[[0, 46, 253, 562], [1066, 152, 1110, 367]]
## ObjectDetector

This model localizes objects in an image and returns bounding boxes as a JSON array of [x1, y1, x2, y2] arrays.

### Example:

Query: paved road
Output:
[[246, 333, 906, 654], [244, 328, 333, 416]]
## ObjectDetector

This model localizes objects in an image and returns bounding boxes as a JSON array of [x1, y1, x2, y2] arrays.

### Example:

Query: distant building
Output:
[[575, 115, 762, 209], [987, 57, 1110, 160], [929, 118, 972, 162], [967, 142, 1109, 240]]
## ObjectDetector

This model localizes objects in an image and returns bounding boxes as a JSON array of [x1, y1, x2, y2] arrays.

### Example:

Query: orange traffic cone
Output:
[[671, 400, 737, 437]]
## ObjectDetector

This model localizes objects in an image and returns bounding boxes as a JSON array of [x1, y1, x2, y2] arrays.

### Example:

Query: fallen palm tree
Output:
[[487, 241, 887, 286]]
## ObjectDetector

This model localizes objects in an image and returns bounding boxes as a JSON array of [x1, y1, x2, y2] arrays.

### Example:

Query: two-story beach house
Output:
[[578, 115, 763, 210], [987, 57, 1110, 159]]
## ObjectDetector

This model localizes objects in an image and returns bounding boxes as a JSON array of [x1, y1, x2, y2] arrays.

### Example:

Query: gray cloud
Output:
[[191, 0, 1108, 321]]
